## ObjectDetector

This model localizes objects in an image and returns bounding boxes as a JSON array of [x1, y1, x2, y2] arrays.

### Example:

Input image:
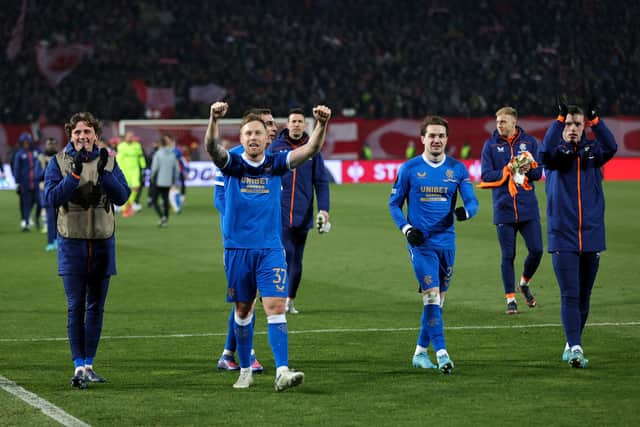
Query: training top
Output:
[[539, 118, 617, 252], [480, 126, 542, 224]]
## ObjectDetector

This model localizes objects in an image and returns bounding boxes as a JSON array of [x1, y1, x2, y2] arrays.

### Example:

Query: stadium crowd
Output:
[[1, 0, 638, 123]]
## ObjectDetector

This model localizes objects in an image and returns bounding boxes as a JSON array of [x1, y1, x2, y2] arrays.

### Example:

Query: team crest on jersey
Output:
[[443, 169, 456, 183], [417, 172, 426, 178], [423, 275, 433, 286]]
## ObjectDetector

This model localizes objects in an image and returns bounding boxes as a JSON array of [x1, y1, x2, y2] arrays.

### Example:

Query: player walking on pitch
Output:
[[389, 115, 479, 374]]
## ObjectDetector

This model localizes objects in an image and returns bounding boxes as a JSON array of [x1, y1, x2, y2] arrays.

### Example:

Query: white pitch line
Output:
[[0, 321, 638, 343], [0, 375, 90, 427]]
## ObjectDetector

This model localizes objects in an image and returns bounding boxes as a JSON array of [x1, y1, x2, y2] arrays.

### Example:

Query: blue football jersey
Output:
[[389, 155, 479, 249], [220, 151, 288, 248], [213, 144, 244, 215]]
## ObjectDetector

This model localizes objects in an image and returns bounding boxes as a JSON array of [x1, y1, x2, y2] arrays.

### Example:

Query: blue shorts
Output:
[[408, 247, 455, 293], [224, 248, 288, 302]]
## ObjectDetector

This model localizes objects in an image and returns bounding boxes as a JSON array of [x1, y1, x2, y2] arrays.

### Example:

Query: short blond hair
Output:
[[495, 106, 517, 119]]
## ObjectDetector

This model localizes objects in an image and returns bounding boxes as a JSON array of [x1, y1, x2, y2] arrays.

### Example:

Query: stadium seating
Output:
[[1, 0, 637, 123]]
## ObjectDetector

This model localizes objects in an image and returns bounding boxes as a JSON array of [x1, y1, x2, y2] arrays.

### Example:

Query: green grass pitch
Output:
[[1, 182, 639, 426]]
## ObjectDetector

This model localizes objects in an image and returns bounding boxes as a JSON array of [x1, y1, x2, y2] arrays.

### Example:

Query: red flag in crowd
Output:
[[35, 42, 94, 87], [6, 0, 27, 61], [131, 80, 176, 118]]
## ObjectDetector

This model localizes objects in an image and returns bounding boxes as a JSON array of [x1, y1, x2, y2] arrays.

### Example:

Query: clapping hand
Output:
[[97, 148, 109, 174], [73, 148, 86, 175], [557, 96, 568, 118]]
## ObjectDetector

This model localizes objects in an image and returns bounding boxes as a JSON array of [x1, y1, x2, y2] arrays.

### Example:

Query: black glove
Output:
[[97, 148, 109, 174], [586, 99, 599, 121], [455, 207, 468, 221], [405, 227, 425, 247], [15, 183, 21, 195], [557, 96, 568, 118], [73, 148, 85, 176]]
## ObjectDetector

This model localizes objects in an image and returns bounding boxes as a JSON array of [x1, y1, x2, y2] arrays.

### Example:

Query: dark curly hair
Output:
[[64, 112, 102, 139]]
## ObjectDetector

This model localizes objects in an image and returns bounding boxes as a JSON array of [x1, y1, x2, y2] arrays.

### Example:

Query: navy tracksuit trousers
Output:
[[62, 275, 110, 361], [552, 252, 600, 347], [496, 219, 543, 294], [282, 227, 309, 299]]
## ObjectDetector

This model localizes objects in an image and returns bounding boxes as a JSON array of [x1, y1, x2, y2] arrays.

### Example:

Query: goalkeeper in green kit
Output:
[[116, 132, 147, 217]]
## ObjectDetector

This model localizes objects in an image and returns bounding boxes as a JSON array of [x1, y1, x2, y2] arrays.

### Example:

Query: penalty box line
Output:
[[1, 321, 639, 343], [0, 375, 90, 427]]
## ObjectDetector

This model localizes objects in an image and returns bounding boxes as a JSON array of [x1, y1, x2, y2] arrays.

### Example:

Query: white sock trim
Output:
[[234, 311, 253, 326], [422, 292, 441, 306], [436, 349, 448, 358], [267, 314, 287, 324], [276, 366, 289, 376], [415, 345, 428, 355]]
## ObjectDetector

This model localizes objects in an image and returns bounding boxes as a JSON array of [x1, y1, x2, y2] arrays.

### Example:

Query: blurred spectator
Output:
[[1, 1, 638, 121], [405, 140, 416, 159], [360, 141, 372, 160], [13, 132, 43, 231], [460, 142, 471, 159], [38, 137, 59, 250]]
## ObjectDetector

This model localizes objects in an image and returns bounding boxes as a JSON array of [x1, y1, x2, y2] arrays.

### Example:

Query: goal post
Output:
[[118, 118, 314, 161]]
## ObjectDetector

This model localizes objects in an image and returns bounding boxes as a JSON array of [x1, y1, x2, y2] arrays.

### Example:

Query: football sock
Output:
[[415, 345, 428, 356], [519, 276, 530, 287], [234, 312, 254, 369], [224, 307, 236, 353], [417, 308, 431, 349], [570, 345, 584, 354], [506, 293, 516, 303], [425, 303, 446, 353], [267, 314, 288, 368], [84, 357, 94, 367], [73, 358, 85, 370], [276, 366, 290, 376]]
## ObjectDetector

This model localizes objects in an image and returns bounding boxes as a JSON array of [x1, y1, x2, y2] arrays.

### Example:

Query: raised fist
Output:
[[210, 102, 228, 119], [312, 105, 332, 124]]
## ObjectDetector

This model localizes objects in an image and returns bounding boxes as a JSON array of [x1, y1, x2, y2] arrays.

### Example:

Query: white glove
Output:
[[513, 171, 525, 186], [316, 211, 331, 234]]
